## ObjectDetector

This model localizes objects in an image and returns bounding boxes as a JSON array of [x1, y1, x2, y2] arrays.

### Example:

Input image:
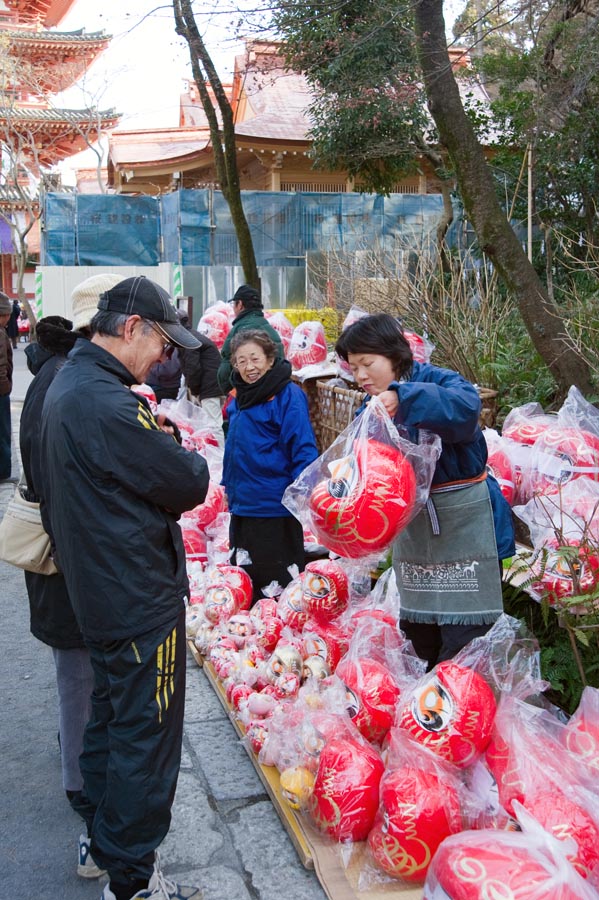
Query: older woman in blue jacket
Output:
[[222, 329, 319, 602], [336, 313, 515, 669]]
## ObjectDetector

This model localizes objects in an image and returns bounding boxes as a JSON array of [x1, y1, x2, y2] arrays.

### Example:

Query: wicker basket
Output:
[[313, 380, 365, 451]]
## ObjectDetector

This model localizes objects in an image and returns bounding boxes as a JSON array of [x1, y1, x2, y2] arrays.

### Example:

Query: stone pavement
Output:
[[0, 345, 327, 900]]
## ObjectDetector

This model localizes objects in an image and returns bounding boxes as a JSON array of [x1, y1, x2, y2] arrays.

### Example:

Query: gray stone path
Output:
[[0, 345, 327, 900]]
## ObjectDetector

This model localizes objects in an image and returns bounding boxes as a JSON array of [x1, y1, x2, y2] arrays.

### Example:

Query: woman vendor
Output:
[[222, 330, 319, 602], [335, 313, 515, 669]]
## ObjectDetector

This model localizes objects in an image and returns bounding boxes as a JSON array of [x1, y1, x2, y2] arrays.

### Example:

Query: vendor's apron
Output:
[[392, 476, 503, 625]]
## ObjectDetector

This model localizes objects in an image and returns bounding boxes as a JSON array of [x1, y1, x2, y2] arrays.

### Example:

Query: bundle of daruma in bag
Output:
[[283, 398, 441, 560]]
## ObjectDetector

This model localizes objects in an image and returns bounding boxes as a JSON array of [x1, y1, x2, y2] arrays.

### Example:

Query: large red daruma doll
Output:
[[308, 438, 417, 558], [529, 426, 599, 496], [397, 661, 497, 767], [368, 766, 462, 883], [527, 788, 599, 878], [287, 321, 328, 370], [309, 736, 385, 842], [424, 831, 591, 900], [337, 657, 401, 745]]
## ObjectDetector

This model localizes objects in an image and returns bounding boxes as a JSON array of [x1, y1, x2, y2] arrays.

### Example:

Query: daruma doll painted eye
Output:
[[397, 661, 496, 767]]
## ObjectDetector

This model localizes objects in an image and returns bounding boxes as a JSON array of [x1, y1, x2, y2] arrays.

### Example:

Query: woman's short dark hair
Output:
[[231, 329, 277, 363], [335, 313, 413, 380]]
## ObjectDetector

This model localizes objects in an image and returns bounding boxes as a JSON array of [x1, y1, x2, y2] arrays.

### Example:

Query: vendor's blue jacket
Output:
[[380, 360, 514, 560], [222, 382, 318, 517]]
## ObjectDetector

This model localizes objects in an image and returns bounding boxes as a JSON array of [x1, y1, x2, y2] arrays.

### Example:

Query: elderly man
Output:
[[40, 276, 209, 900]]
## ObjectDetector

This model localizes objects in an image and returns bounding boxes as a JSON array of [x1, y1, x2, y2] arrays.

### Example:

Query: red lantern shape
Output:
[[308, 438, 417, 558]]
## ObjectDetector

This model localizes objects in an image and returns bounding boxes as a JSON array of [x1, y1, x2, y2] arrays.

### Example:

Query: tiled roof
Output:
[[110, 128, 211, 166], [1, 27, 109, 44], [235, 66, 312, 142], [0, 106, 119, 123]]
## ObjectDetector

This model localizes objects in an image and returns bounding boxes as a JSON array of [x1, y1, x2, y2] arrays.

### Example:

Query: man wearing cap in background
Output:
[[40, 276, 209, 900], [19, 274, 121, 878], [217, 283, 284, 393], [0, 291, 14, 482]]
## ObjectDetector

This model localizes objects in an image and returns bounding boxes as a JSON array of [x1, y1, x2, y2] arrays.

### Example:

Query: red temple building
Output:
[[0, 0, 119, 297]]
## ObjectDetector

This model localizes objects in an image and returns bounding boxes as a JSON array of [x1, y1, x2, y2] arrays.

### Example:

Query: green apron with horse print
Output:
[[392, 478, 503, 625]]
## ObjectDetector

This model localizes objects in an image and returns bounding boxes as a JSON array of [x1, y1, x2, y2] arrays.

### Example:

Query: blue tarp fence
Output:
[[42, 189, 448, 267]]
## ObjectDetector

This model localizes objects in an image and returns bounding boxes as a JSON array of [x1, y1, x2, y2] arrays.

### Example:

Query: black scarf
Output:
[[233, 357, 292, 409]]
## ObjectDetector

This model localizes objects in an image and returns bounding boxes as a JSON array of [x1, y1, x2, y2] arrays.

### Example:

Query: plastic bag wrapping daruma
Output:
[[362, 729, 467, 887], [287, 320, 329, 371], [394, 615, 544, 770], [564, 686, 599, 774], [512, 480, 599, 608], [334, 616, 426, 746], [422, 803, 599, 900], [485, 694, 599, 881], [482, 427, 517, 506], [501, 401, 559, 504], [283, 397, 441, 562], [523, 387, 599, 500]]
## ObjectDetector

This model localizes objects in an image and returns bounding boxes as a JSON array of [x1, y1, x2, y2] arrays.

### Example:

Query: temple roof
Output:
[[0, 105, 120, 166], [2, 26, 109, 47], [2, 0, 75, 27], [0, 105, 119, 124], [109, 128, 211, 168]]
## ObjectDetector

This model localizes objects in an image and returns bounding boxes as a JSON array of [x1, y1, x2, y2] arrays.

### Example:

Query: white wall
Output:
[[36, 263, 175, 320]]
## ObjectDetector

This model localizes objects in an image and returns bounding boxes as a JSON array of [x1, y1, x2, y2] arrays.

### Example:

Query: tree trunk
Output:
[[173, 0, 260, 290], [413, 0, 595, 398]]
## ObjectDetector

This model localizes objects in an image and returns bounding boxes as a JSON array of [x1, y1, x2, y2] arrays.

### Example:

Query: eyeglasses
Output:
[[146, 320, 173, 357], [234, 354, 267, 370]]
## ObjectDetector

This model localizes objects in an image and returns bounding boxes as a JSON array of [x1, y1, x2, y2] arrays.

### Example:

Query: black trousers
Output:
[[400, 619, 495, 671], [229, 513, 305, 603], [79, 608, 186, 885]]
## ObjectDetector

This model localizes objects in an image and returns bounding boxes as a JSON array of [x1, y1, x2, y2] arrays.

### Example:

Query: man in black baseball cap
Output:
[[218, 283, 284, 392], [40, 273, 208, 900], [98, 276, 200, 351]]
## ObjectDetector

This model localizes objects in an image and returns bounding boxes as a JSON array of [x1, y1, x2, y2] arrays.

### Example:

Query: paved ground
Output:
[[0, 343, 327, 900]]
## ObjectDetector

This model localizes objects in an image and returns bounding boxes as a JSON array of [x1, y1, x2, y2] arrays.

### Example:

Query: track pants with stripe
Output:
[[79, 608, 186, 885]]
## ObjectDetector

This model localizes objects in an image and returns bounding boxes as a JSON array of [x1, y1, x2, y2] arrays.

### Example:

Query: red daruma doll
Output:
[[309, 736, 385, 842], [397, 661, 497, 767], [308, 438, 417, 558]]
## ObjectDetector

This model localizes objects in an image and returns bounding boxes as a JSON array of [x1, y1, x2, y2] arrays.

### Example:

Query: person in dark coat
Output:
[[7, 299, 20, 348], [40, 276, 208, 900], [146, 349, 182, 402], [20, 272, 122, 878], [217, 284, 284, 393], [336, 313, 515, 670], [0, 291, 13, 480], [177, 309, 224, 445]]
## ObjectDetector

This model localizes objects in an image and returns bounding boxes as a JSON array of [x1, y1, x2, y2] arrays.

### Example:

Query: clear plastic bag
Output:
[[283, 396, 441, 562]]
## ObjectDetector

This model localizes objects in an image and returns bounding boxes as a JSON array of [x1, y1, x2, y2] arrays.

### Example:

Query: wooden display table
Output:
[[187, 647, 423, 899]]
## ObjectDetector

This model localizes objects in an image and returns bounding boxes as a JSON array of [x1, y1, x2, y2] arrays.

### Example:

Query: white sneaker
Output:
[[101, 857, 202, 899], [78, 834, 107, 878]]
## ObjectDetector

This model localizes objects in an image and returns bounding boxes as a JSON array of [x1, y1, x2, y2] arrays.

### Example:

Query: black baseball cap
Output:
[[229, 284, 261, 306], [98, 276, 200, 349]]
